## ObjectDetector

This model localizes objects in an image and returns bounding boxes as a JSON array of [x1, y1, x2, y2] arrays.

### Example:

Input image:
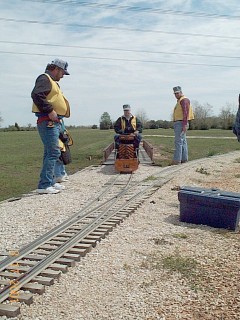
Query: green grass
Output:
[[143, 128, 240, 166], [0, 128, 239, 201], [0, 129, 113, 201], [140, 250, 199, 282], [172, 233, 188, 239], [162, 253, 198, 277], [144, 128, 235, 137]]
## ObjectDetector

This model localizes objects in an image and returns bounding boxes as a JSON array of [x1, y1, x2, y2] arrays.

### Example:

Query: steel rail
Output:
[[1, 153, 232, 305], [0, 175, 138, 302], [0, 173, 148, 303], [0, 173, 128, 272], [0, 154, 225, 270], [0, 172, 162, 303]]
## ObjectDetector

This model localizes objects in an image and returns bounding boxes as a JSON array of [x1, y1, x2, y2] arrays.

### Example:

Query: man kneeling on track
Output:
[[114, 104, 143, 149]]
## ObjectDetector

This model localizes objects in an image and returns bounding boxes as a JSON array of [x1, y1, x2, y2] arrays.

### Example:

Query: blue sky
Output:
[[1, 0, 240, 128]]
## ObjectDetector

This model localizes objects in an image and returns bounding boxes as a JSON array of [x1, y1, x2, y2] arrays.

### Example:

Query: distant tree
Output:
[[208, 116, 221, 129], [219, 103, 236, 130], [146, 120, 158, 129], [156, 120, 172, 129], [191, 101, 213, 130], [99, 112, 112, 130], [92, 124, 98, 129], [135, 108, 148, 128], [15, 122, 20, 131], [7, 125, 18, 131], [0, 112, 2, 128]]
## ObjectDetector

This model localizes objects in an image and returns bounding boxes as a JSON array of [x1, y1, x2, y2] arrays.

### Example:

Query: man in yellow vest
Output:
[[114, 104, 142, 149], [172, 86, 194, 165], [31, 58, 70, 194]]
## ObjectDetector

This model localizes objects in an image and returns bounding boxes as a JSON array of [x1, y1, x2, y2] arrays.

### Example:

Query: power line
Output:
[[1, 40, 240, 60], [1, 17, 240, 40], [20, 0, 240, 20], [1, 50, 240, 68]]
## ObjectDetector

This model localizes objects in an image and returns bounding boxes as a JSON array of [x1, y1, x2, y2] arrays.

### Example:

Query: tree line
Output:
[[99, 101, 237, 130], [0, 100, 237, 131]]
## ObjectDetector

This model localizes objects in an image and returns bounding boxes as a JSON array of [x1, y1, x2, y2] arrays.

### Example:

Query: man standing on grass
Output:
[[31, 58, 70, 194], [172, 86, 194, 165]]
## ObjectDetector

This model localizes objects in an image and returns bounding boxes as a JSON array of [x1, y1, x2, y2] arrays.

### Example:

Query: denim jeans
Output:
[[54, 160, 66, 179], [54, 119, 67, 180], [37, 120, 61, 189], [173, 121, 189, 162]]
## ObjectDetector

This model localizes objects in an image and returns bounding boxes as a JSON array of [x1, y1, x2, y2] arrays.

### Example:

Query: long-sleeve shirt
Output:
[[179, 97, 191, 126], [31, 72, 55, 114]]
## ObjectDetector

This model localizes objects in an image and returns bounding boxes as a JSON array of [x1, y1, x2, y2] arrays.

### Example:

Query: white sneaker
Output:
[[53, 183, 66, 190], [37, 187, 60, 194]]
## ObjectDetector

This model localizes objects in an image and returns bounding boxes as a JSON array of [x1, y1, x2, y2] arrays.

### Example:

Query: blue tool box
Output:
[[178, 186, 240, 231]]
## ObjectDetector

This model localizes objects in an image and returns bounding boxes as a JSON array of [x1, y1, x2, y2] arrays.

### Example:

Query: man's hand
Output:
[[182, 125, 187, 133], [134, 130, 139, 136], [48, 110, 58, 121]]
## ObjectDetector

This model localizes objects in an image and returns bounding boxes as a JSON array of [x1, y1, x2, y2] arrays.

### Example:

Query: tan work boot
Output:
[[171, 160, 181, 165]]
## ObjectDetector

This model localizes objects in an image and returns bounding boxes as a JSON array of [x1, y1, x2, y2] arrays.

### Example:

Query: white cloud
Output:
[[0, 0, 239, 128]]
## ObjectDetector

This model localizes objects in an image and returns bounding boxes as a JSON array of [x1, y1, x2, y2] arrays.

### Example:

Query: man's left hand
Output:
[[182, 126, 187, 133]]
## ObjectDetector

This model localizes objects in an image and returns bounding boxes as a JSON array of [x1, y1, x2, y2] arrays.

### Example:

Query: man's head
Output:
[[173, 86, 183, 99], [46, 58, 70, 81], [123, 104, 131, 116]]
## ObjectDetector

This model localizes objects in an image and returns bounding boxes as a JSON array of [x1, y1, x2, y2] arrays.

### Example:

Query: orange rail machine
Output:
[[114, 135, 139, 173]]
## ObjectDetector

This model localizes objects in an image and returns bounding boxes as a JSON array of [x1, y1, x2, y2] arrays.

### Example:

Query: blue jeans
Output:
[[54, 119, 67, 180], [37, 120, 61, 189], [54, 160, 66, 179], [173, 121, 189, 162]]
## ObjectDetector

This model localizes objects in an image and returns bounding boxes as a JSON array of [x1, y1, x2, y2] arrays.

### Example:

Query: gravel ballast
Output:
[[0, 151, 240, 320]]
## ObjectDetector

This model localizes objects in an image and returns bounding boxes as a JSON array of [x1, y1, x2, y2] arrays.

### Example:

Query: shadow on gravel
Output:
[[164, 214, 214, 231], [100, 164, 117, 175], [164, 214, 182, 226]]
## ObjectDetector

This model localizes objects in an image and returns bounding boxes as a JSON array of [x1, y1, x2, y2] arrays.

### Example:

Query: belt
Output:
[[37, 116, 60, 124]]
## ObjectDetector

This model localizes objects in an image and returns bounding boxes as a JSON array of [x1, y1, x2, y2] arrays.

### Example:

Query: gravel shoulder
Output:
[[0, 151, 240, 320]]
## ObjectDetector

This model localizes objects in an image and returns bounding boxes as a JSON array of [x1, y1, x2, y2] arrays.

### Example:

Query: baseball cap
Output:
[[173, 86, 182, 93], [123, 104, 131, 111], [51, 58, 70, 75]]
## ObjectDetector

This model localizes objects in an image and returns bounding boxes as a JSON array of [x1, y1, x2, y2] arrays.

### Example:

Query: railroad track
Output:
[[0, 153, 235, 318], [0, 170, 169, 317]]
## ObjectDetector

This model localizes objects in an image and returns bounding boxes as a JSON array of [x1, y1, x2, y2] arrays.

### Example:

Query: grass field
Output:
[[0, 128, 239, 202]]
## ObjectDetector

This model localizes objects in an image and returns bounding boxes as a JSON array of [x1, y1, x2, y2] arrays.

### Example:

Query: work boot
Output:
[[171, 160, 181, 165]]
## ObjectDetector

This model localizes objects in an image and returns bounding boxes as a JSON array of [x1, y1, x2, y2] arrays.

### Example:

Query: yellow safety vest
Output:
[[32, 73, 70, 117], [121, 116, 137, 130], [173, 96, 194, 121]]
